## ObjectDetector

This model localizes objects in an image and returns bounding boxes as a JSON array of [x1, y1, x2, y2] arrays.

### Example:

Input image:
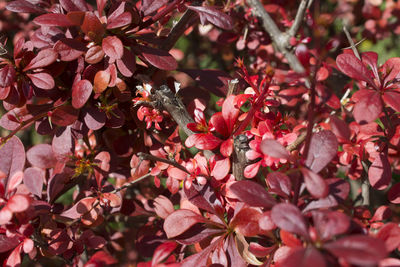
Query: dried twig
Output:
[[287, 0, 310, 38]]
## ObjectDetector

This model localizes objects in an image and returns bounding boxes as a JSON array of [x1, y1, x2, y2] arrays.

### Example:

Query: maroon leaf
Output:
[[86, 251, 117, 266], [81, 12, 105, 42], [260, 139, 290, 160], [51, 105, 79, 126], [336, 53, 375, 87], [329, 115, 350, 141], [23, 48, 58, 71], [93, 151, 110, 188], [27, 144, 57, 169], [0, 235, 19, 253], [59, 0, 89, 11], [33, 13, 75, 27], [324, 235, 387, 266], [54, 39, 86, 62], [312, 210, 350, 241], [229, 180, 276, 208], [271, 203, 309, 238], [141, 0, 168, 16], [388, 182, 400, 204], [6, 0, 45, 13], [84, 107, 106, 130], [72, 79, 92, 109], [163, 209, 207, 238], [181, 69, 231, 97], [23, 167, 45, 197], [266, 172, 292, 197], [187, 6, 233, 30], [137, 45, 178, 70], [184, 182, 223, 215], [107, 2, 132, 29], [102, 36, 123, 61], [302, 194, 338, 212], [0, 65, 16, 87], [116, 49, 136, 77], [0, 136, 25, 180], [301, 167, 329, 199], [382, 57, 400, 85], [52, 126, 73, 161], [383, 90, 400, 113], [27, 72, 55, 90], [304, 130, 338, 173], [352, 89, 382, 124], [369, 153, 391, 190], [279, 246, 326, 267]]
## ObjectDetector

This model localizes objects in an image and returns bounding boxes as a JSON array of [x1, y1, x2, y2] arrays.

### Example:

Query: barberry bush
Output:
[[0, 0, 400, 266]]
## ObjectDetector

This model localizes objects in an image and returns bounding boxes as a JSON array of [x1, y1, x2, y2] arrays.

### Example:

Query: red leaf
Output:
[[0, 136, 25, 181], [0, 65, 16, 87], [229, 180, 276, 208], [382, 57, 400, 85], [304, 130, 338, 173], [185, 133, 222, 150], [102, 36, 123, 61], [187, 6, 233, 30], [163, 209, 207, 238], [369, 153, 391, 190], [324, 235, 387, 266], [271, 203, 309, 238], [51, 105, 79, 126], [222, 95, 240, 134], [352, 89, 382, 124], [7, 194, 30, 212], [27, 144, 57, 169], [86, 251, 117, 266], [85, 45, 105, 64], [59, 0, 88, 12], [23, 48, 58, 71], [23, 167, 45, 197], [301, 167, 329, 199], [6, 171, 24, 194], [6, 0, 45, 13], [72, 79, 92, 109], [141, 0, 168, 16], [27, 72, 55, 89], [266, 172, 292, 197], [260, 139, 290, 160], [336, 53, 375, 87], [279, 246, 326, 267], [312, 210, 350, 241], [383, 90, 400, 113], [151, 241, 177, 266], [137, 45, 178, 71], [388, 182, 400, 204], [376, 223, 400, 252], [231, 207, 262, 237], [5, 244, 22, 267], [210, 156, 230, 180], [33, 13, 74, 27]]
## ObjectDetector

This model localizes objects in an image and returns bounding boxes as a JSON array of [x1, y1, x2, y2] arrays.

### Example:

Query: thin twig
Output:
[[343, 26, 361, 60], [160, 8, 199, 51], [246, 0, 307, 74], [113, 173, 153, 193], [286, 130, 307, 151], [137, 152, 189, 174], [287, 0, 309, 38]]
